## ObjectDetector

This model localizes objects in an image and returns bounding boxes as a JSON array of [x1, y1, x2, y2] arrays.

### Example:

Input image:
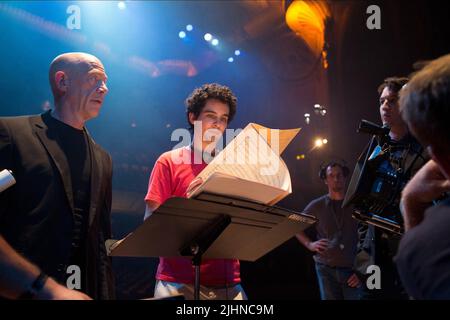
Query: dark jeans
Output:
[[315, 262, 361, 300]]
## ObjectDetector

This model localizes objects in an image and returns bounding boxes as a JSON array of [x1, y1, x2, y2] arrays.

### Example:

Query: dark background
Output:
[[0, 0, 449, 299]]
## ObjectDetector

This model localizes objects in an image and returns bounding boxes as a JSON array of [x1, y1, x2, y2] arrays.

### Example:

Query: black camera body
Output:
[[343, 120, 422, 235]]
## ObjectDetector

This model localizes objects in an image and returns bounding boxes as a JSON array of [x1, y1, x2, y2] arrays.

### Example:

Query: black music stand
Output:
[[107, 193, 316, 300]]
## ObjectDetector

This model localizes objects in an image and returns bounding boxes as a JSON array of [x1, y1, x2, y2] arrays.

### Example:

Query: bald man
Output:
[[0, 52, 114, 300]]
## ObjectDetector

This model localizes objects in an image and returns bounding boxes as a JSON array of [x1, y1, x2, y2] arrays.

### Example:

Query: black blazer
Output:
[[0, 111, 115, 299]]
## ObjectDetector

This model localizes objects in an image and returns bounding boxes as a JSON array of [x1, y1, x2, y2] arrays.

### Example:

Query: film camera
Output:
[[343, 120, 425, 235]]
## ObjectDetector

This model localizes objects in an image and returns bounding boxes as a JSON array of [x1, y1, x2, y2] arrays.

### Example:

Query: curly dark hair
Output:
[[185, 83, 237, 129], [319, 161, 350, 180], [377, 77, 409, 95]]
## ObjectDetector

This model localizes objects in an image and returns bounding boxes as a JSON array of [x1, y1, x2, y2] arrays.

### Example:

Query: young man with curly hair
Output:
[[144, 83, 247, 300]]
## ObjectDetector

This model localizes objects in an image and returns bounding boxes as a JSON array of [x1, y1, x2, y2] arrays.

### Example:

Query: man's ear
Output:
[[54, 71, 68, 93], [188, 112, 197, 126], [429, 146, 450, 180]]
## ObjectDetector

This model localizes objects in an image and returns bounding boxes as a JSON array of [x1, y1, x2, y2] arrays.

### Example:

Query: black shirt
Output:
[[47, 114, 91, 270], [395, 198, 450, 299]]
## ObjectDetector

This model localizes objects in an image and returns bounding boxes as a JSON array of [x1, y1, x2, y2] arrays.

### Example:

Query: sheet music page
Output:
[[190, 123, 299, 198], [250, 123, 301, 155]]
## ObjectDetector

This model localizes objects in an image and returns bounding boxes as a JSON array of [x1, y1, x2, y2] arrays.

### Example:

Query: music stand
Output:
[[107, 193, 316, 300]]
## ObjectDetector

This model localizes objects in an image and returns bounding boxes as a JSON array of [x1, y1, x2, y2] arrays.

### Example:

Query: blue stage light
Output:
[[204, 33, 212, 41]]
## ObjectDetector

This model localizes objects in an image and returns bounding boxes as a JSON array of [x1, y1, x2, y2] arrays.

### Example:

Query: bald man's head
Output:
[[49, 52, 105, 101], [48, 52, 108, 121]]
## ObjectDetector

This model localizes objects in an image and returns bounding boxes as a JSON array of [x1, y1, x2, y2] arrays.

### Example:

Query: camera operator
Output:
[[353, 77, 428, 299]]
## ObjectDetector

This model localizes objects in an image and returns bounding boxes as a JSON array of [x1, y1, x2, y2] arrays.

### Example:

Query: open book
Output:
[[187, 123, 300, 206]]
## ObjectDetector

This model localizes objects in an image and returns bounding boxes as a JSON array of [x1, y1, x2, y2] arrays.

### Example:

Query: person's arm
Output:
[[346, 273, 361, 288], [144, 200, 160, 220], [0, 235, 91, 300], [401, 159, 450, 231], [144, 173, 203, 220], [296, 200, 330, 253], [143, 158, 169, 221], [295, 231, 330, 253]]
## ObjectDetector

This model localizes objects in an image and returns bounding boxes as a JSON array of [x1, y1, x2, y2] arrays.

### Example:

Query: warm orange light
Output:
[[285, 0, 330, 57], [315, 139, 324, 147]]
